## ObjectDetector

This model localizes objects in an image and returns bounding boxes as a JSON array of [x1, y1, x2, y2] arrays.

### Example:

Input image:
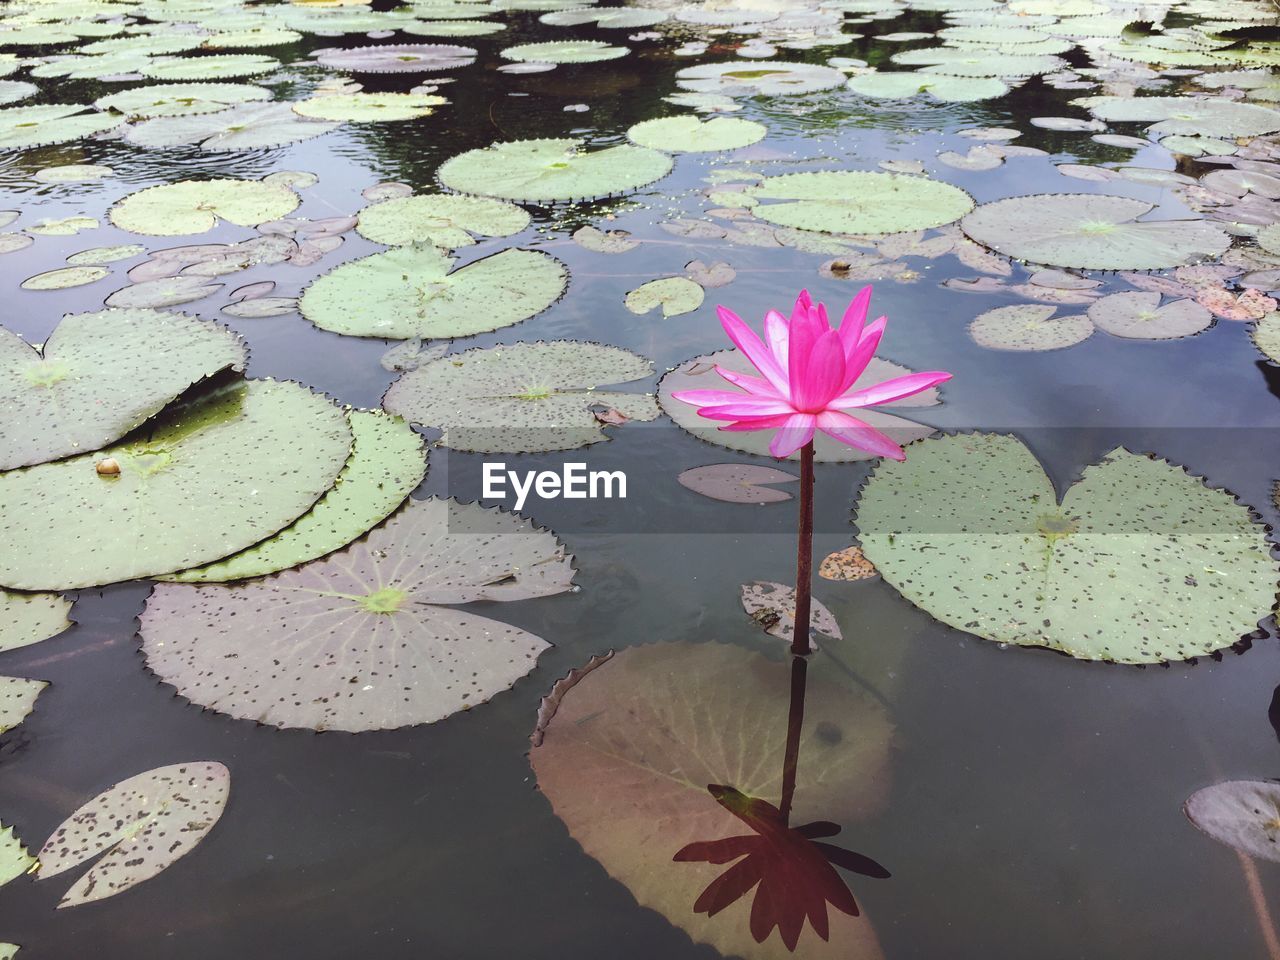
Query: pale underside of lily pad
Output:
[[1184, 780, 1280, 863], [659, 348, 941, 462], [382, 340, 659, 452], [142, 497, 574, 732], [855, 433, 1278, 663], [746, 171, 975, 235]]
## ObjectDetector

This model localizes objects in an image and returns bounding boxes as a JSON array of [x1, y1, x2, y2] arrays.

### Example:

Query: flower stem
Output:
[[778, 653, 808, 825], [793, 440, 815, 657]]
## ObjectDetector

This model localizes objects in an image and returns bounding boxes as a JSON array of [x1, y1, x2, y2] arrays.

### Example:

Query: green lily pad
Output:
[[1259, 224, 1280, 257], [0, 81, 35, 106], [846, 70, 1008, 102], [26, 216, 97, 237], [626, 115, 766, 152], [141, 497, 574, 731], [855, 433, 1278, 663], [0, 104, 123, 151], [960, 194, 1231, 270], [1086, 291, 1213, 339], [437, 138, 672, 202], [140, 54, 280, 80], [165, 411, 425, 582], [36, 762, 230, 907], [300, 245, 566, 339], [0, 824, 34, 891], [501, 40, 628, 63], [20, 267, 108, 291], [355, 194, 530, 247], [315, 43, 475, 73], [0, 589, 72, 652], [0, 309, 246, 471], [0, 379, 353, 591], [674, 61, 846, 96], [403, 19, 507, 36], [32, 164, 114, 183], [968, 304, 1093, 351], [572, 225, 639, 253], [1184, 780, 1280, 863], [659, 347, 941, 463], [541, 7, 665, 27], [0, 677, 47, 734], [110, 178, 301, 236], [1158, 135, 1236, 157], [624, 276, 705, 317], [890, 47, 1064, 76], [292, 92, 447, 121], [745, 171, 974, 235], [1251, 311, 1280, 363], [66, 244, 146, 265], [1075, 95, 1280, 137], [123, 103, 338, 150], [383, 340, 659, 453], [95, 82, 271, 118]]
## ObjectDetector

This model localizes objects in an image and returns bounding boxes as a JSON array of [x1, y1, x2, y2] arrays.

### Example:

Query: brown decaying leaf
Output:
[[819, 547, 877, 582], [529, 651, 613, 747]]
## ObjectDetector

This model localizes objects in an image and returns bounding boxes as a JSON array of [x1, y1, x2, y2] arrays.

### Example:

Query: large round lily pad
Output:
[[855, 433, 1278, 663], [0, 589, 72, 653], [110, 179, 301, 236], [0, 104, 123, 150], [674, 61, 846, 96], [0, 308, 247, 470], [95, 82, 271, 118], [1184, 780, 1280, 863], [500, 40, 628, 63], [383, 340, 659, 452], [141, 497, 574, 732], [1075, 95, 1280, 138], [890, 47, 1064, 77], [0, 379, 353, 591], [315, 43, 475, 72], [627, 114, 766, 152], [1087, 291, 1213, 339], [165, 411, 425, 582], [124, 103, 338, 151], [356, 193, 530, 247], [968, 304, 1093, 351], [299, 245, 566, 339], [960, 194, 1231, 270], [292, 92, 447, 121], [530, 642, 892, 960], [437, 138, 672, 203], [659, 348, 942, 463], [141, 55, 280, 80], [846, 71, 1008, 102], [745, 172, 974, 235]]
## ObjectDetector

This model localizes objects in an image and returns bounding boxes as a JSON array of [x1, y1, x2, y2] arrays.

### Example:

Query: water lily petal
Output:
[[816, 409, 904, 460], [763, 309, 790, 372], [838, 285, 873, 357], [792, 329, 845, 411], [719, 305, 790, 398], [714, 364, 782, 398], [839, 315, 887, 392], [699, 398, 797, 419], [670, 388, 750, 407], [833, 370, 952, 409], [768, 413, 816, 457]]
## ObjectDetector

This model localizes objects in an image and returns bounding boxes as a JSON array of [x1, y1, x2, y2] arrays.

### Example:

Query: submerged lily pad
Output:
[[674, 61, 846, 96], [0, 309, 246, 471], [677, 463, 796, 503], [36, 762, 230, 907], [382, 340, 659, 452], [110, 179, 301, 236], [355, 194, 530, 247], [530, 642, 891, 960], [0, 589, 72, 652], [95, 82, 271, 118], [746, 171, 974, 236], [1184, 780, 1280, 863], [1086, 291, 1213, 339], [0, 677, 47, 734], [968, 304, 1093, 351], [437, 138, 672, 202], [1075, 95, 1280, 138], [165, 411, 425, 582], [0, 379, 352, 591], [500, 40, 628, 63], [124, 103, 337, 150], [855, 433, 1278, 663], [625, 277, 704, 317], [315, 43, 475, 72], [300, 245, 566, 339], [960, 194, 1231, 270], [142, 497, 574, 731], [627, 114, 766, 152], [659, 348, 941, 462], [292, 92, 446, 121], [0, 104, 123, 150]]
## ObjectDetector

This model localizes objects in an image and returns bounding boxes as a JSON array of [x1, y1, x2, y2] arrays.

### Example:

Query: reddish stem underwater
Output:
[[793, 441, 815, 657]]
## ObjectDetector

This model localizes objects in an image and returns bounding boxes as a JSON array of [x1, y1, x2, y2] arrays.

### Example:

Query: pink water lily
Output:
[[671, 287, 951, 460]]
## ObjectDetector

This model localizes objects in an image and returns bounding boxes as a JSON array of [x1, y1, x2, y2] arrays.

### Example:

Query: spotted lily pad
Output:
[[141, 55, 280, 80], [741, 581, 841, 645], [36, 762, 229, 907], [293, 92, 447, 121], [142, 497, 574, 731], [855, 433, 1278, 663], [437, 138, 672, 202], [0, 589, 72, 652], [1086, 291, 1212, 339], [383, 340, 659, 452], [0, 309, 246, 470], [674, 61, 846, 96], [20, 267, 108, 291], [124, 103, 338, 150], [659, 348, 941, 463], [968, 304, 1093, 351], [165, 411, 425, 582], [676, 463, 796, 503], [300, 245, 566, 339], [745, 171, 974, 237], [0, 677, 47, 734], [355, 194, 530, 247], [501, 40, 628, 63], [0, 824, 34, 890], [627, 114, 766, 152], [529, 642, 891, 960], [960, 194, 1231, 270], [1184, 780, 1280, 863], [110, 179, 301, 236], [1075, 95, 1280, 138], [315, 43, 475, 72], [95, 82, 271, 118], [0, 379, 352, 591], [0, 104, 123, 150], [625, 277, 705, 317]]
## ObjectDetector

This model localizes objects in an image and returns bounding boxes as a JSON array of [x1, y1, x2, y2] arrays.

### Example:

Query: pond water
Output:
[[2, 0, 1280, 958]]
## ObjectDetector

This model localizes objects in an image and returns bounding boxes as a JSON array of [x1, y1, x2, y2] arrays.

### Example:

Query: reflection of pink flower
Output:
[[671, 287, 951, 459], [674, 785, 890, 952]]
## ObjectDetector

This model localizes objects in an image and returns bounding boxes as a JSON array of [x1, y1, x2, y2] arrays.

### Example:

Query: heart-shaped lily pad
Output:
[[355, 193, 530, 247], [383, 340, 659, 452], [437, 138, 673, 202], [36, 762, 229, 907], [625, 277, 705, 317], [165, 410, 425, 582], [0, 589, 72, 652], [1086, 291, 1213, 339], [659, 348, 941, 462], [960, 194, 1231, 270], [626, 114, 766, 152], [677, 463, 796, 503], [968, 304, 1094, 351], [110, 179, 301, 236], [745, 172, 974, 235], [300, 245, 566, 339], [0, 379, 352, 591], [124, 103, 338, 151], [0, 677, 47, 734], [142, 497, 574, 731], [1184, 780, 1280, 863], [95, 82, 271, 118], [855, 433, 1278, 663], [1, 309, 246, 470]]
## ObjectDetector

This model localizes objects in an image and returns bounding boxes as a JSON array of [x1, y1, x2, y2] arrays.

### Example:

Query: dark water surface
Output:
[[1, 3, 1279, 959]]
